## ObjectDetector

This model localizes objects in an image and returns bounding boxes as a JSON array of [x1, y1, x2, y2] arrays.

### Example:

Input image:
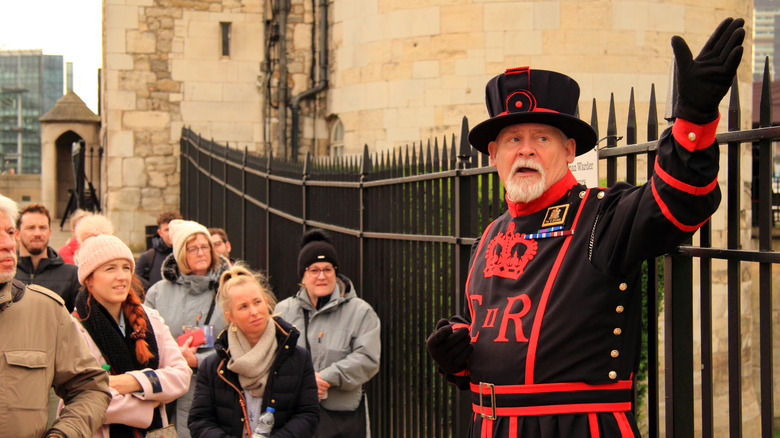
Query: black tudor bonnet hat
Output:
[[298, 229, 340, 278], [468, 66, 598, 157]]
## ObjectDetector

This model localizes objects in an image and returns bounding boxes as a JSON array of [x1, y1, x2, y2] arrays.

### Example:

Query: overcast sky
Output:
[[0, 0, 102, 112]]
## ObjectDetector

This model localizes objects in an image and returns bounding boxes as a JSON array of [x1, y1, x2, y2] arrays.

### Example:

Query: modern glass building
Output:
[[0, 50, 65, 174]]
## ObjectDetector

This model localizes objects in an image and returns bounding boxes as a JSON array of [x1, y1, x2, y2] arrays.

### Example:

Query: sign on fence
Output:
[[569, 147, 599, 187]]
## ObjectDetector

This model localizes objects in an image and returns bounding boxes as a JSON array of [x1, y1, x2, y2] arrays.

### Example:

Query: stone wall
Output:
[[102, 0, 264, 251], [0, 175, 41, 206]]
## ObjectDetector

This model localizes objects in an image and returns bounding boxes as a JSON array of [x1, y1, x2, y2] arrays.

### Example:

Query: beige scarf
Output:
[[226, 319, 278, 397]]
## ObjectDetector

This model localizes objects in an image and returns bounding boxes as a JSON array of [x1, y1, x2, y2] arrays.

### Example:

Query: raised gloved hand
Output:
[[672, 17, 745, 124], [426, 318, 473, 374]]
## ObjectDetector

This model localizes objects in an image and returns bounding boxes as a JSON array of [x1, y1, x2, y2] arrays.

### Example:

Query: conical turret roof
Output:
[[39, 90, 100, 123]]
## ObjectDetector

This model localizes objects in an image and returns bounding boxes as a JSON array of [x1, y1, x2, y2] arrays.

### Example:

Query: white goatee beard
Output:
[[0, 270, 16, 283], [504, 160, 546, 204], [0, 252, 16, 283]]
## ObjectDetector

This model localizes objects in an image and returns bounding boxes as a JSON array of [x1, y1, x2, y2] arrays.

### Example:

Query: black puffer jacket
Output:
[[15, 246, 80, 311], [134, 236, 173, 288], [188, 317, 320, 438]]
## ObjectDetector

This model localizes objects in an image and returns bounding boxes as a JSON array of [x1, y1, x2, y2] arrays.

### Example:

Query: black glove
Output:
[[426, 318, 473, 374], [672, 17, 745, 124]]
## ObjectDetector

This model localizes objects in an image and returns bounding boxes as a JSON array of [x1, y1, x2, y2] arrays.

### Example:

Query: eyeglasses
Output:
[[186, 245, 211, 255], [306, 267, 335, 277]]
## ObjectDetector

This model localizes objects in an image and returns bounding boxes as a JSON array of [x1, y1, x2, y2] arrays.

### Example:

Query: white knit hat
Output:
[[168, 219, 211, 262], [76, 215, 135, 285]]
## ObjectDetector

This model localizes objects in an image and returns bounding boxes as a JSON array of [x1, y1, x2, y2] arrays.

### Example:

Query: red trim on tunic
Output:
[[613, 411, 634, 437], [654, 159, 718, 195], [481, 417, 493, 438], [524, 189, 590, 383], [672, 116, 719, 152], [470, 380, 633, 394], [588, 412, 600, 438], [466, 220, 498, 319], [472, 402, 632, 417], [506, 171, 578, 217], [650, 178, 711, 232], [508, 416, 518, 436]]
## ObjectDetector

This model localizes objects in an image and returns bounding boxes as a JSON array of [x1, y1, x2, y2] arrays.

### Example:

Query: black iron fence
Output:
[[180, 63, 780, 437]]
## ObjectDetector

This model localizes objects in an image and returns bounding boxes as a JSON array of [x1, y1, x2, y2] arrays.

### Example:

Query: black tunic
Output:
[[445, 118, 721, 437]]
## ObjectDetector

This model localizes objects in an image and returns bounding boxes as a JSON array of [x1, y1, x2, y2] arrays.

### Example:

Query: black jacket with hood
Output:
[[135, 236, 173, 288]]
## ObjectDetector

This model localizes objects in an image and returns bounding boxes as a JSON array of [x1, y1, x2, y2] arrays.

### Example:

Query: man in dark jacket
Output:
[[135, 210, 181, 288], [14, 203, 79, 311], [426, 18, 744, 437]]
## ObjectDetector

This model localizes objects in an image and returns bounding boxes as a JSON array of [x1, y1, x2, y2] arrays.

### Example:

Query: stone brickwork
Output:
[[103, 0, 264, 251]]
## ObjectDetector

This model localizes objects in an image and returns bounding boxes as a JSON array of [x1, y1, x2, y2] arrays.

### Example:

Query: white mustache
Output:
[[510, 159, 543, 174]]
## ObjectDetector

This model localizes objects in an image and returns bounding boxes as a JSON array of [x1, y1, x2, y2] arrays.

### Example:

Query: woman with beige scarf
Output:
[[188, 264, 319, 437]]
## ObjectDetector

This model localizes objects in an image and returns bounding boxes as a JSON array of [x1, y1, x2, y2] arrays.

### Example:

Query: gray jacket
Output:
[[143, 254, 230, 362], [276, 275, 380, 412], [143, 254, 230, 438]]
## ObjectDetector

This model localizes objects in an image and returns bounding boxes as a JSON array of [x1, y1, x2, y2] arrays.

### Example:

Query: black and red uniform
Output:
[[445, 117, 721, 437]]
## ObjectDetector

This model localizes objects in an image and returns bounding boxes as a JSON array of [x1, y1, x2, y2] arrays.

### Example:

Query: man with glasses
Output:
[[276, 229, 380, 438]]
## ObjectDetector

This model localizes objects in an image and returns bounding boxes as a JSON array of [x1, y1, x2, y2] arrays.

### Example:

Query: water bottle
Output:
[[251, 407, 275, 438]]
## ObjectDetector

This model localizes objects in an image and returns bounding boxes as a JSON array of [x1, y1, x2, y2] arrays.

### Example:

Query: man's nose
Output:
[[0, 231, 15, 251], [516, 139, 535, 156]]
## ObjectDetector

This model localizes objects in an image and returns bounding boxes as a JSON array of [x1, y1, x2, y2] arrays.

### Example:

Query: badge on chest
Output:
[[541, 204, 569, 228]]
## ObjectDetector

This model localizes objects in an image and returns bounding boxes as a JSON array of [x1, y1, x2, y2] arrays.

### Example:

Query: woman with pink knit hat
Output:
[[65, 214, 192, 438], [144, 219, 231, 438]]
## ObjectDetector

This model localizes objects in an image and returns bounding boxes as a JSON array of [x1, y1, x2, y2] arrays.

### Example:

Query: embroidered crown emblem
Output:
[[484, 222, 538, 280]]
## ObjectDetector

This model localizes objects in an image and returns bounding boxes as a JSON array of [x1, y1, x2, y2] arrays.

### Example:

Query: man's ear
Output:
[[565, 138, 576, 163], [226, 241, 232, 254], [487, 141, 498, 167]]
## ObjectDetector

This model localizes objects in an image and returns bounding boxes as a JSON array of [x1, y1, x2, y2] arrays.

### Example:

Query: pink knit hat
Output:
[[75, 214, 136, 285]]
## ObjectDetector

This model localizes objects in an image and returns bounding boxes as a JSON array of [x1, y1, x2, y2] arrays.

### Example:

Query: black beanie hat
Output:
[[298, 229, 339, 278]]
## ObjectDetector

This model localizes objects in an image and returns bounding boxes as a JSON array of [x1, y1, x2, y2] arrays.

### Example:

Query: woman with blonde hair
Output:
[[188, 264, 319, 437], [67, 214, 191, 437]]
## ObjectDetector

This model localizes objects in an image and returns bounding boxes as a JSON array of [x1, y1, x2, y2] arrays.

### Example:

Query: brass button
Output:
[[285, 345, 289, 349], [613, 328, 622, 335], [597, 191, 605, 199], [688, 132, 696, 141], [616, 305, 624, 313], [619, 283, 627, 291], [271, 399, 276, 404], [219, 370, 223, 374], [609, 371, 617, 380], [611, 350, 619, 358], [579, 191, 586, 199]]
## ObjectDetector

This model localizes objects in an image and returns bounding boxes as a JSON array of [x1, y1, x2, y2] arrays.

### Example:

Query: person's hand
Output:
[[180, 336, 199, 368], [426, 318, 472, 374], [109, 373, 142, 394], [314, 372, 330, 401], [672, 17, 745, 124]]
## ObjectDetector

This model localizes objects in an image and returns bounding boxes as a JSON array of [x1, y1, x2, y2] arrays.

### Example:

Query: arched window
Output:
[[329, 119, 344, 157]]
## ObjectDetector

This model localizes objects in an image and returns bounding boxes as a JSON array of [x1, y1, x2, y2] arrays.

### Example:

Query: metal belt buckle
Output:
[[478, 381, 497, 420]]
